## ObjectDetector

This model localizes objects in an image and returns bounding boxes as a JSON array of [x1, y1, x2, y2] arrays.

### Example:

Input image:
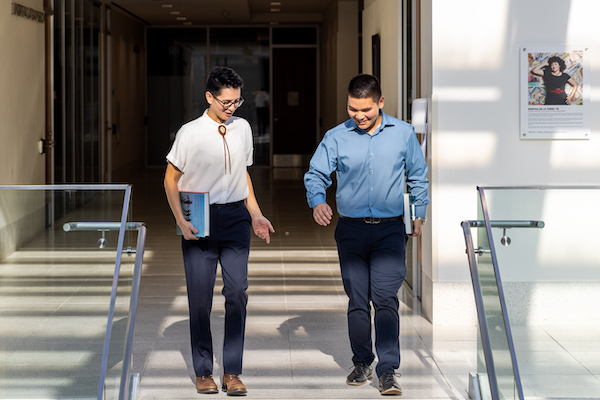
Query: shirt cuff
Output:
[[308, 194, 327, 209], [414, 205, 428, 218]]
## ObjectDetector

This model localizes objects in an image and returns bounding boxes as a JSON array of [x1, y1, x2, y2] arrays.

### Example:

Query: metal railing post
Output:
[[462, 218, 542, 400]]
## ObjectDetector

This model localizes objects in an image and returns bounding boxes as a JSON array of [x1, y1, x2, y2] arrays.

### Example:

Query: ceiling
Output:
[[110, 0, 337, 26]]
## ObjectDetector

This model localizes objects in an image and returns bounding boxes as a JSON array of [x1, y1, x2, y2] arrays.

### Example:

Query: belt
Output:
[[548, 88, 565, 94], [211, 199, 245, 208], [340, 216, 402, 224]]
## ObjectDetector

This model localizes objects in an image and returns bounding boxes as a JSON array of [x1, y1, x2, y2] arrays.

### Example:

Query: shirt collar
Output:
[[202, 108, 235, 129]]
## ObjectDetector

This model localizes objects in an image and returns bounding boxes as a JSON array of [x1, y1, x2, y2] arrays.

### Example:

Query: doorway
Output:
[[146, 27, 272, 167], [146, 26, 319, 169], [271, 28, 319, 168]]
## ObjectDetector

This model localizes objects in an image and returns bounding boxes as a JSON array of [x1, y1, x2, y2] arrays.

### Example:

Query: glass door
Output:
[[53, 0, 102, 184], [146, 27, 270, 167]]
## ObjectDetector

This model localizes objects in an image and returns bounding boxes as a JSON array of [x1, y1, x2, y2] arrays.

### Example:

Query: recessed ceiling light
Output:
[[170, 11, 180, 15], [176, 16, 187, 20], [161, 4, 173, 8], [271, 1, 281, 5], [183, 22, 192, 25], [270, 8, 280, 12]]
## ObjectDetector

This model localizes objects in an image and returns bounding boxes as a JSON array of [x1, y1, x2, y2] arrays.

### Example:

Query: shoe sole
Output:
[[222, 386, 247, 396], [379, 386, 402, 395], [346, 374, 373, 386], [197, 388, 218, 394]]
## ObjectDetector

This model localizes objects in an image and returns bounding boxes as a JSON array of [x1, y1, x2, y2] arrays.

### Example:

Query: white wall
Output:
[[0, 0, 45, 185], [430, 0, 600, 324], [362, 0, 400, 117], [0, 0, 46, 260], [337, 1, 359, 123], [321, 1, 359, 135]]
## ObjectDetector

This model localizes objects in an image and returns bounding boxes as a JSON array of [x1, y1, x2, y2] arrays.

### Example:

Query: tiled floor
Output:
[[3, 171, 600, 399], [129, 168, 477, 400], [0, 189, 135, 400], [512, 325, 600, 398]]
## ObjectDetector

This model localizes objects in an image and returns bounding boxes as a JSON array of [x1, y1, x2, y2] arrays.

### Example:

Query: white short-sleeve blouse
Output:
[[166, 110, 254, 205]]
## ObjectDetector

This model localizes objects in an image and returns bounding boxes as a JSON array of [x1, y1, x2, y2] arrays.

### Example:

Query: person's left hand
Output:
[[566, 94, 575, 105], [409, 219, 424, 238], [252, 216, 275, 244]]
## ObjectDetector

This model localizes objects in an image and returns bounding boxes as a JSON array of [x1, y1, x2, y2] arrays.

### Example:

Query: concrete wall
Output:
[[418, 0, 436, 325], [0, 0, 46, 185], [321, 0, 359, 136], [0, 191, 45, 262], [0, 0, 46, 260], [336, 1, 359, 123], [429, 0, 600, 325], [321, 3, 339, 137], [362, 0, 400, 118]]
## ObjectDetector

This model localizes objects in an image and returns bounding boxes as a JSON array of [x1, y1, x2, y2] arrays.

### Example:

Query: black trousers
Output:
[[181, 200, 251, 377], [335, 218, 407, 377]]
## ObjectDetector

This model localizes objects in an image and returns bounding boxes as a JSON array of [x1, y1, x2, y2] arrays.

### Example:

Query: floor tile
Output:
[[19, 169, 600, 400]]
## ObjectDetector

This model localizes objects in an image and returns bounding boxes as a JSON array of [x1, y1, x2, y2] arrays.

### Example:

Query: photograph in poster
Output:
[[520, 46, 590, 139]]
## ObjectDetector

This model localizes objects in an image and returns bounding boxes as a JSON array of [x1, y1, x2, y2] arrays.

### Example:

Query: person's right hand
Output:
[[178, 220, 200, 240], [313, 203, 333, 226]]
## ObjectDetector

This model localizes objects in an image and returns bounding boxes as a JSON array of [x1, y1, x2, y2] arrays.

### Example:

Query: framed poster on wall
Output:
[[520, 46, 590, 139]]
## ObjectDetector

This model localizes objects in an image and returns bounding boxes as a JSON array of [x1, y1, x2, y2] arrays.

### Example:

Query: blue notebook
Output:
[[177, 191, 210, 237]]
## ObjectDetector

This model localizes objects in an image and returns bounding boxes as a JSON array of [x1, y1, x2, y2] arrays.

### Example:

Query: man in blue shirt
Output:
[[304, 74, 429, 395]]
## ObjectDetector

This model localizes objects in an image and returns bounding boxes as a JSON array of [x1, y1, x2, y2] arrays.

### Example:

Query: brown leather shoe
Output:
[[196, 375, 218, 394], [222, 373, 247, 396]]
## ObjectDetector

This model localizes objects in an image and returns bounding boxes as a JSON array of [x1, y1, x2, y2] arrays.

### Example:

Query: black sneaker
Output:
[[378, 372, 402, 395], [346, 362, 373, 385]]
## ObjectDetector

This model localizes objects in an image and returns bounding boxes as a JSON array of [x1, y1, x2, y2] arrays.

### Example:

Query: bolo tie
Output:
[[218, 125, 231, 175]]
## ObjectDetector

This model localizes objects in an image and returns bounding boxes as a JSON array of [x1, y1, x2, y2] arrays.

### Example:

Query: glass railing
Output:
[[464, 186, 600, 400], [0, 185, 146, 400]]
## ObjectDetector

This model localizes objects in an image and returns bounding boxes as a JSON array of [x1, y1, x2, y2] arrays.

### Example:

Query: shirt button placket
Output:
[[222, 175, 228, 200], [369, 139, 374, 211]]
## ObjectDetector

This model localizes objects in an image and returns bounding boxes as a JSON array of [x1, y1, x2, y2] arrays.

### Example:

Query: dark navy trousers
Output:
[[335, 217, 408, 377], [181, 200, 251, 377]]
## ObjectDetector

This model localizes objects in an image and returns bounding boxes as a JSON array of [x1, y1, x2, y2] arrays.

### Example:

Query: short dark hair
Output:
[[347, 74, 382, 102], [547, 56, 566, 72], [206, 66, 244, 96]]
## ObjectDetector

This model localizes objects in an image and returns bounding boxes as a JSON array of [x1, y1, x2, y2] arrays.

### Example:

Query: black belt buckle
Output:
[[363, 217, 381, 224]]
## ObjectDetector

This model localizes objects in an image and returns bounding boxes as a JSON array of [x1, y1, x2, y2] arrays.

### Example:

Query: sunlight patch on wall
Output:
[[435, 184, 476, 282], [437, 131, 497, 168], [433, 0, 509, 69], [536, 190, 600, 271], [435, 87, 502, 102], [549, 137, 600, 168], [566, 2, 600, 45]]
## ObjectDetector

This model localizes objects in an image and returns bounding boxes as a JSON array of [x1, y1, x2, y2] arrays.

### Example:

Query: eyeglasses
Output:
[[210, 92, 245, 110]]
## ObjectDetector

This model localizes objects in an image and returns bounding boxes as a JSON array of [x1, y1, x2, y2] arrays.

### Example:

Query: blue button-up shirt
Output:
[[304, 111, 430, 218]]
